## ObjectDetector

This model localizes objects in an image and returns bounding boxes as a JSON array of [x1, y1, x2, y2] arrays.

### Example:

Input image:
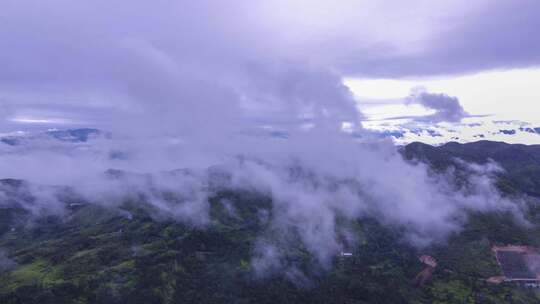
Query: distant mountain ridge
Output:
[[364, 119, 540, 145], [0, 128, 102, 146], [403, 140, 540, 197]]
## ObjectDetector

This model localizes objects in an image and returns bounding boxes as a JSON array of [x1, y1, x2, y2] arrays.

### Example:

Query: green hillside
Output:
[[1, 141, 540, 303]]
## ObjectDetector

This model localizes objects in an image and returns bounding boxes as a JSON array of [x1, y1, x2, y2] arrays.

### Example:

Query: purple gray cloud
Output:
[[0, 1, 539, 128], [340, 1, 540, 77], [407, 88, 469, 123]]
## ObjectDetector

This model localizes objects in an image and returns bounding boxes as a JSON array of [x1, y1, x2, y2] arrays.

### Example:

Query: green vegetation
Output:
[[0, 141, 539, 303]]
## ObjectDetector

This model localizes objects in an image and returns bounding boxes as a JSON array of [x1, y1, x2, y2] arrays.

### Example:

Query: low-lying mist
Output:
[[0, 130, 526, 277]]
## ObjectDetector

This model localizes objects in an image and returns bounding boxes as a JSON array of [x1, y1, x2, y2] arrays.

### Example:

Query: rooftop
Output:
[[493, 246, 540, 282]]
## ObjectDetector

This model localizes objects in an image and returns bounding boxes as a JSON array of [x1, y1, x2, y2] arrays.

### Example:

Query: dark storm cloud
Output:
[[407, 88, 469, 123]]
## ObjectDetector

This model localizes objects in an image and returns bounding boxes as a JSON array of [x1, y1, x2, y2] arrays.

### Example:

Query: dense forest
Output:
[[1, 141, 540, 303]]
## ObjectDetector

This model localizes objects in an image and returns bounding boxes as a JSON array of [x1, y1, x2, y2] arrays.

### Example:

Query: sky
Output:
[[345, 67, 540, 144], [347, 68, 540, 124], [0, 0, 539, 141], [0, 0, 538, 275]]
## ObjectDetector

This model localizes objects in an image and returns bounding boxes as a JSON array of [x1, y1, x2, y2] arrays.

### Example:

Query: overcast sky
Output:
[[0, 0, 539, 136]]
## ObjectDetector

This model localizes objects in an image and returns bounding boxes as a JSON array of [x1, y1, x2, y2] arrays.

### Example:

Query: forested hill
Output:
[[0, 141, 539, 303], [403, 141, 540, 197]]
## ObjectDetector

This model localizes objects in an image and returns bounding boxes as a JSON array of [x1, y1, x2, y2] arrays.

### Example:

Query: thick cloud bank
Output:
[[2, 1, 540, 126], [0, 132, 525, 277]]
